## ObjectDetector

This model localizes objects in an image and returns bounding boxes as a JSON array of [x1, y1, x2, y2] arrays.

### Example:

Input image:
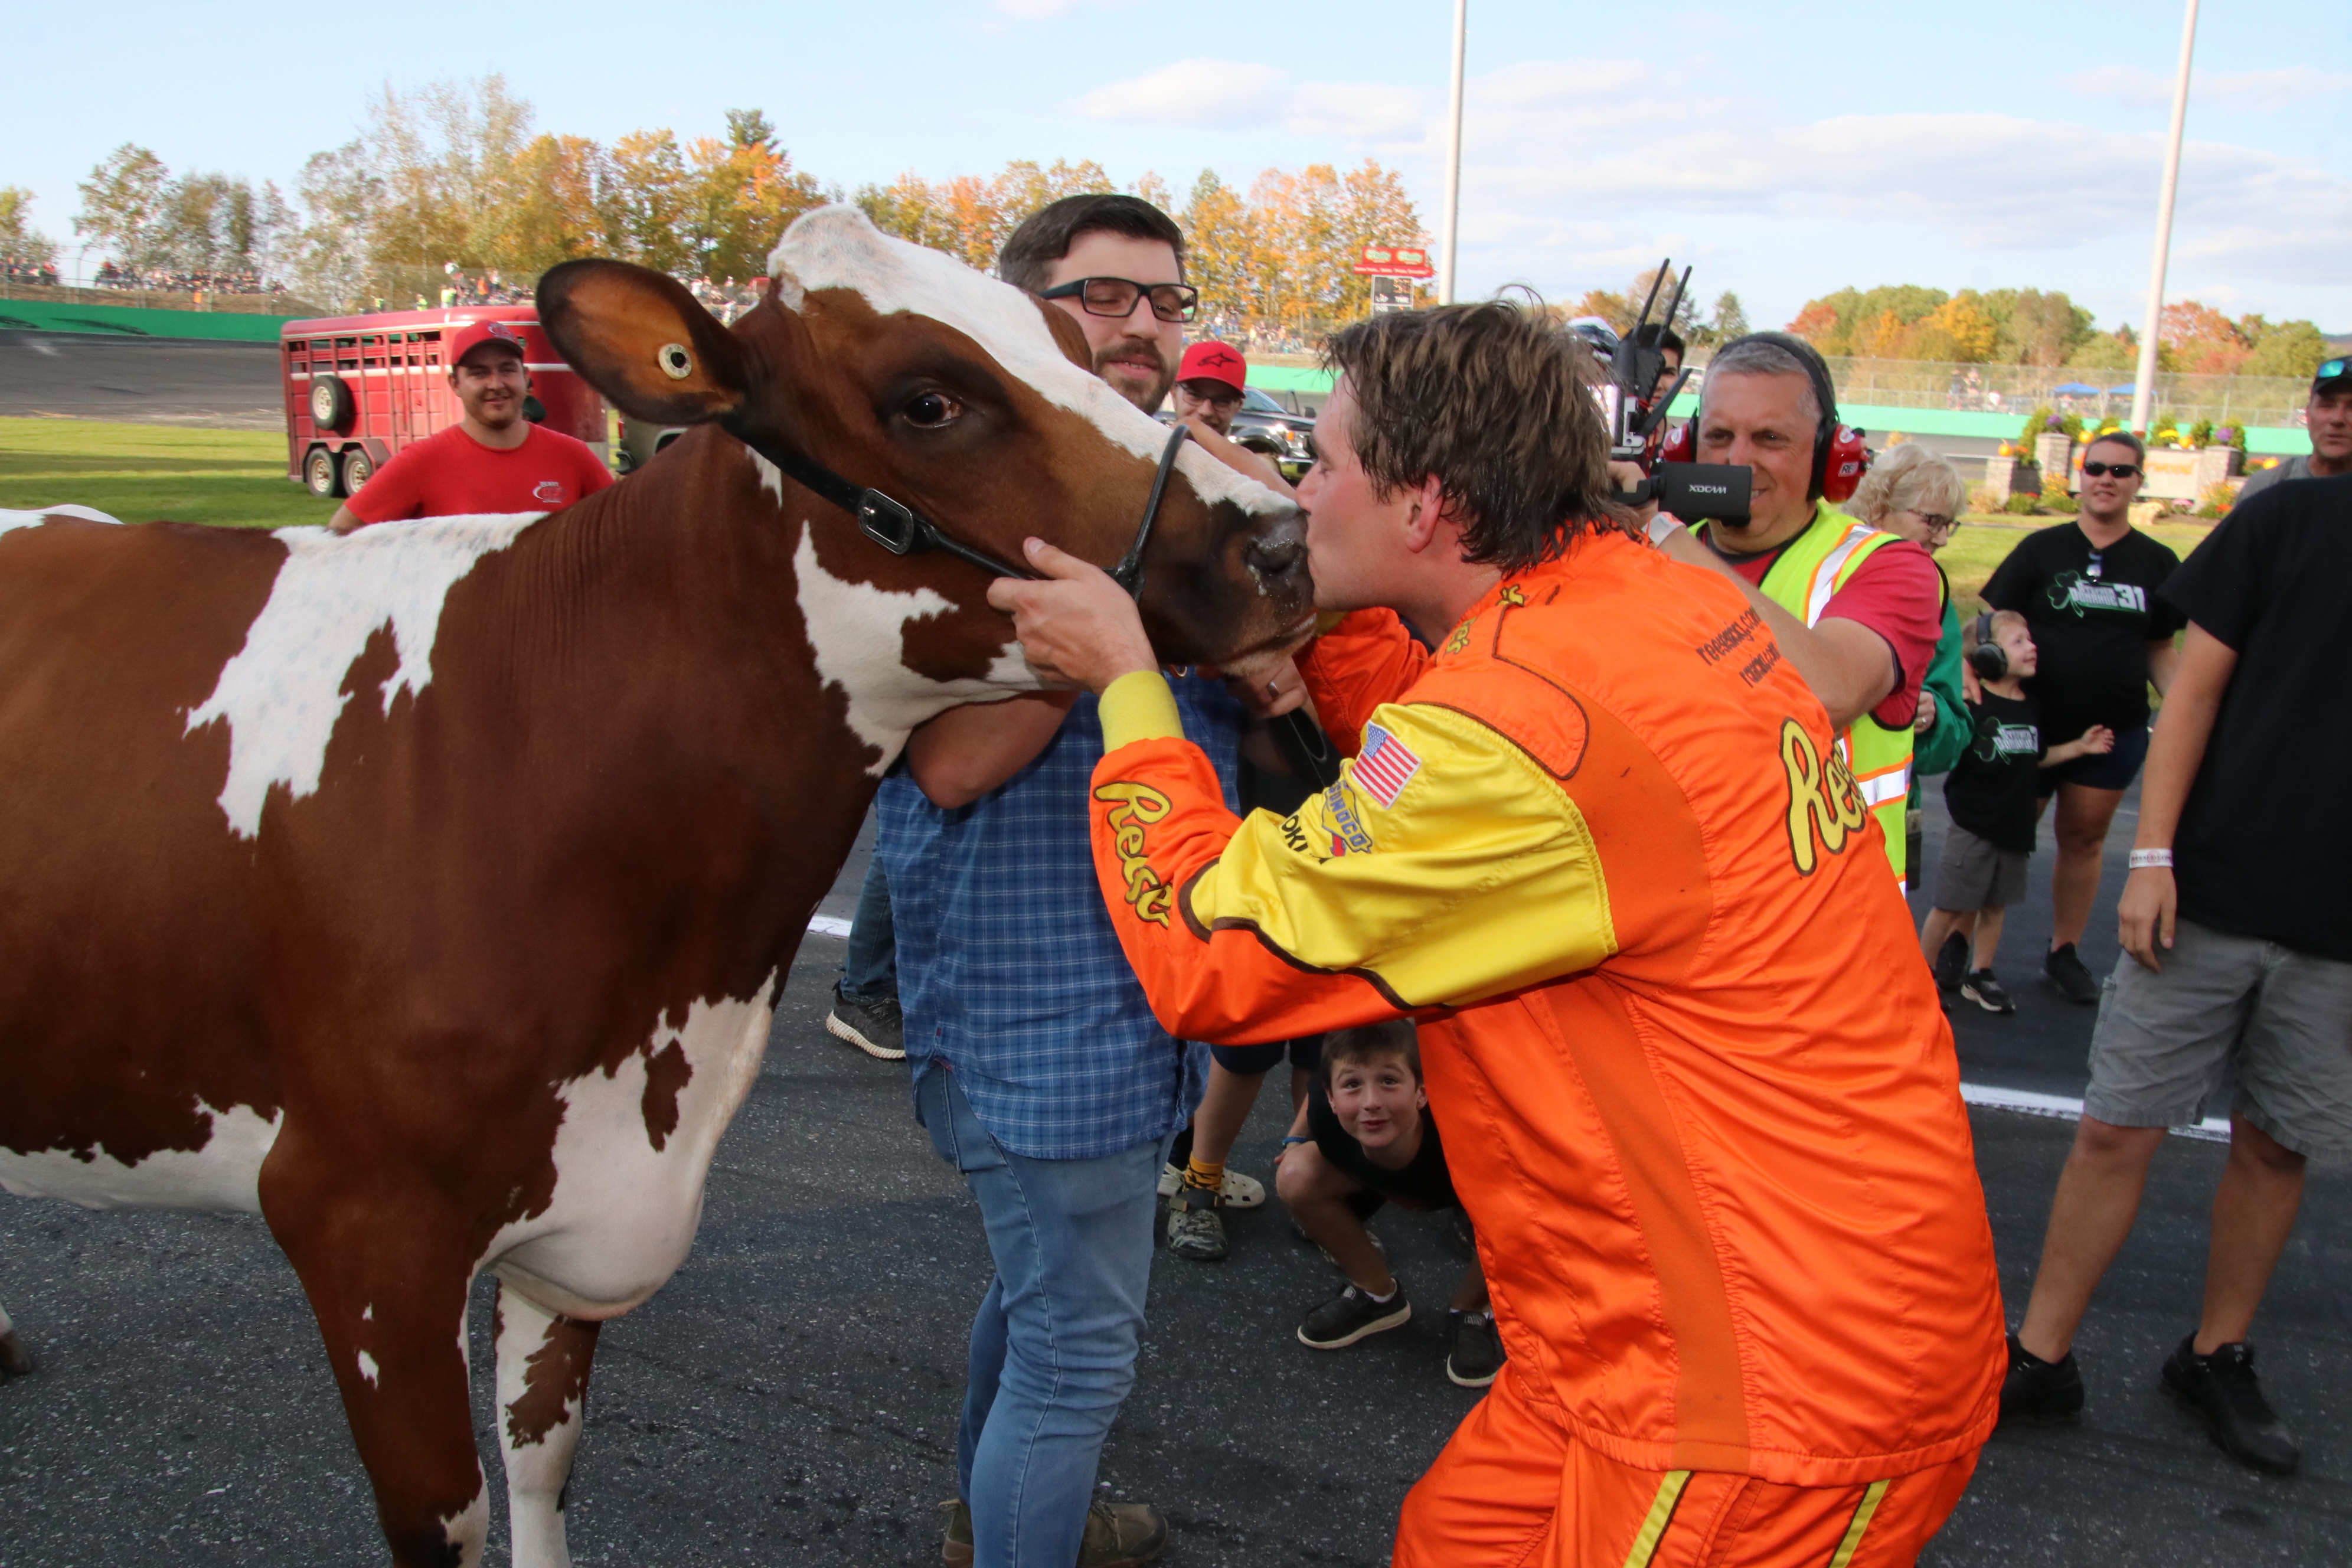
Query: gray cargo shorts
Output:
[[2085, 917, 2352, 1163]]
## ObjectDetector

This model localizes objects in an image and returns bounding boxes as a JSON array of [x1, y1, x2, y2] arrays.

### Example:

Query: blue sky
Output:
[[9, 0, 2346, 334]]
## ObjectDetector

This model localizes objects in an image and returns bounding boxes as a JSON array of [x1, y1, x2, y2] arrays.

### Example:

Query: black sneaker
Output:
[[2162, 1335, 2299, 1474], [1962, 969, 2016, 1014], [1999, 1332, 2083, 1425], [1298, 1282, 1412, 1350], [2044, 943, 2101, 1005], [1932, 932, 1969, 992], [826, 984, 904, 1060], [1446, 1309, 1504, 1388]]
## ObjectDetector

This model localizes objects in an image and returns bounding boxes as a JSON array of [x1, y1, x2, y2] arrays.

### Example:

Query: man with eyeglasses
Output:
[[2233, 357, 2351, 503], [1980, 430, 2184, 1004], [873, 192, 1250, 1568]]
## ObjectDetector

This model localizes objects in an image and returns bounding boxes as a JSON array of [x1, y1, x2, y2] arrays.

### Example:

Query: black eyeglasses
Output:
[[1038, 277, 1200, 324], [2082, 461, 2140, 478]]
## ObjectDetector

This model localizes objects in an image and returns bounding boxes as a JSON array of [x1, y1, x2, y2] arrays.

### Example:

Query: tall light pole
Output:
[[2130, 0, 2200, 436], [1438, 0, 1467, 305]]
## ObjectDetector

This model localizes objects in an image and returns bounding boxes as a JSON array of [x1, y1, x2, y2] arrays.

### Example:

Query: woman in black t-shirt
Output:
[[1980, 433, 2185, 1002]]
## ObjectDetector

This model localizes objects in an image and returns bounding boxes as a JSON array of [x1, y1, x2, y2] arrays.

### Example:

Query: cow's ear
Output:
[[538, 259, 747, 426]]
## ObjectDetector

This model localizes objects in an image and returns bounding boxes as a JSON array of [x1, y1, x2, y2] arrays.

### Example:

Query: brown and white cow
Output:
[[0, 205, 1312, 1567]]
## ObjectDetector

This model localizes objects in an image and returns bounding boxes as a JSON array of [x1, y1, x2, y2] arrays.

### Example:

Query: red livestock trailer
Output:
[[280, 305, 609, 498]]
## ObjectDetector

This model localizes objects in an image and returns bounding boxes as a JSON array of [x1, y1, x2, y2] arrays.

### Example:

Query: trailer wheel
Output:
[[309, 374, 354, 432], [304, 447, 342, 498], [339, 448, 374, 495]]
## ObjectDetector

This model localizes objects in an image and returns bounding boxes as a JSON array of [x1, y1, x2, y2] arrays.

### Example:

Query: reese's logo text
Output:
[[1094, 781, 1176, 926]]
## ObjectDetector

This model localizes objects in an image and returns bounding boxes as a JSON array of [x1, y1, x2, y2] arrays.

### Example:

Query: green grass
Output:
[[0, 417, 334, 530]]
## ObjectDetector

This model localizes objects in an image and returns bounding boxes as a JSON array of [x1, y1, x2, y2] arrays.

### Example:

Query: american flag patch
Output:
[[1350, 722, 1422, 808]]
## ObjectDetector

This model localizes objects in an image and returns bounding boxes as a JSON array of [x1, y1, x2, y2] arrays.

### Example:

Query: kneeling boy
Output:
[[1275, 1021, 1500, 1388]]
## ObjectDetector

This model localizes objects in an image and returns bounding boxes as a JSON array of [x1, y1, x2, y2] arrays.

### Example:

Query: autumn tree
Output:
[[0, 187, 57, 268], [74, 144, 171, 266]]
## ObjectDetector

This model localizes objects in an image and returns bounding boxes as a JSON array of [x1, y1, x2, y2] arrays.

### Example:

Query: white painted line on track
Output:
[[1962, 1082, 2229, 1144], [798, 910, 2234, 1149]]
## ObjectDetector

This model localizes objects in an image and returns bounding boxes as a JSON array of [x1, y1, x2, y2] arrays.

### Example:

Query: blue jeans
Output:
[[840, 856, 896, 1003], [914, 1067, 1165, 1568]]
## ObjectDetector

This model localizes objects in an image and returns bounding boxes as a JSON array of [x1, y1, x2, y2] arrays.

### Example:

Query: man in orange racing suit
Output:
[[989, 299, 2004, 1567]]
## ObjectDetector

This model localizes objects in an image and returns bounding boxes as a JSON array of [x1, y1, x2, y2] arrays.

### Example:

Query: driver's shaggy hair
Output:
[[1325, 299, 1634, 573]]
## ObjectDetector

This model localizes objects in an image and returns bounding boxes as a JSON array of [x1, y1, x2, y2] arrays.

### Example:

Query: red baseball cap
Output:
[[445, 318, 531, 369], [1177, 340, 1248, 395]]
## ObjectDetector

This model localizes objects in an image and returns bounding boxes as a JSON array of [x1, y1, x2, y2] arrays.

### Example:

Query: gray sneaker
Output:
[[1165, 1184, 1228, 1260], [826, 984, 904, 1060]]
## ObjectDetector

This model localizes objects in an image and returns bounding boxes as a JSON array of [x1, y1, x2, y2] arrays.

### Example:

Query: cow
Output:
[[0, 204, 1314, 1568]]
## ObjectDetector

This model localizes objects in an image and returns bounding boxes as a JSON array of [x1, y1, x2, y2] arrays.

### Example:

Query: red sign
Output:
[[1353, 244, 1436, 279]]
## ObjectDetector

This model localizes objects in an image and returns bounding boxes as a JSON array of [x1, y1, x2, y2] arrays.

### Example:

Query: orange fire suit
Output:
[[1087, 529, 2004, 1566]]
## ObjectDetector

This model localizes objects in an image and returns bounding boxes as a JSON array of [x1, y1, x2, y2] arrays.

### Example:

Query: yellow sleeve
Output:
[[1178, 701, 1620, 1011]]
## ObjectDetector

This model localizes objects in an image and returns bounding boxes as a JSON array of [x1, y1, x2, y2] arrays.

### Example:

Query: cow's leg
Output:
[[269, 1193, 491, 1568], [493, 1279, 601, 1568], [0, 1298, 31, 1376]]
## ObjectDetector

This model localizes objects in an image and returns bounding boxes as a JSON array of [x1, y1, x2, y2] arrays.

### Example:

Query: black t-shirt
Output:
[[1982, 522, 2187, 736], [2159, 473, 2352, 961], [1306, 1077, 1458, 1211], [1942, 690, 2044, 853]]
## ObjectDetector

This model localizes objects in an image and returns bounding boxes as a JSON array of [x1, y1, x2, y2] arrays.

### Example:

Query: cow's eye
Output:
[[901, 391, 963, 429]]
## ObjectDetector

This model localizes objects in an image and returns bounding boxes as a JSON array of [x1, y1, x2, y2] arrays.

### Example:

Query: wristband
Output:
[[2128, 848, 2173, 870], [1282, 1135, 1311, 1146]]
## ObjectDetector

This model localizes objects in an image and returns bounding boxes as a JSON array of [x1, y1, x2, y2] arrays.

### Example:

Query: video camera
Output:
[[1589, 261, 1751, 525]]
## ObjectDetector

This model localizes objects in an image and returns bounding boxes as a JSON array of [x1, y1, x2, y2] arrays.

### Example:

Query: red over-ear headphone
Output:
[[1702, 332, 1872, 505]]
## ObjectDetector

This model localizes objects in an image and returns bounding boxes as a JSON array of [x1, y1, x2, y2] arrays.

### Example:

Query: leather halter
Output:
[[750, 421, 1191, 600]]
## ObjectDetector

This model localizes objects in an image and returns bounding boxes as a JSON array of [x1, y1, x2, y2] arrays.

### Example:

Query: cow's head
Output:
[[540, 207, 1314, 687]]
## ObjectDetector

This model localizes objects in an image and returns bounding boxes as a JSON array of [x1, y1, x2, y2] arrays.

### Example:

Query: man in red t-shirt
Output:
[[1657, 337, 1942, 733], [328, 318, 612, 532]]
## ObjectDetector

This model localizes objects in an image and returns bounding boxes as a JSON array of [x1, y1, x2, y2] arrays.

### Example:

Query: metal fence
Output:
[[1812, 356, 2310, 430], [0, 279, 320, 316]]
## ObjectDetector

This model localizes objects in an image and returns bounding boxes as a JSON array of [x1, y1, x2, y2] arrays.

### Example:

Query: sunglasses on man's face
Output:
[[2082, 461, 2141, 479], [1038, 276, 1201, 324]]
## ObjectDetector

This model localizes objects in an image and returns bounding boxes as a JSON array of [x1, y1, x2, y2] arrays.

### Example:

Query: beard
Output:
[[1093, 334, 1175, 413]]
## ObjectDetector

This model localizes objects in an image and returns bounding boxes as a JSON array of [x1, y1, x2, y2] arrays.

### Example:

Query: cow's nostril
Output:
[[1246, 536, 1305, 577]]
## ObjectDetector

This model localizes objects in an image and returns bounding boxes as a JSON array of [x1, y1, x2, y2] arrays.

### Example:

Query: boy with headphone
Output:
[[1919, 610, 2114, 1012]]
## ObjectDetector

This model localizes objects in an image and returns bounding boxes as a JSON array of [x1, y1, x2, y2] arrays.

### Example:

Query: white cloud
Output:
[[1071, 58, 1427, 142], [2060, 64, 2352, 110], [1453, 66, 2352, 283]]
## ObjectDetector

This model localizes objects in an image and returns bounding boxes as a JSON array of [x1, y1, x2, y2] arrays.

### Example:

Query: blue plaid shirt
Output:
[[875, 678, 1242, 1160]]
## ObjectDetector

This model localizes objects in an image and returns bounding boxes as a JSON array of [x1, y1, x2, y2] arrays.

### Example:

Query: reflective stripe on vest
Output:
[[1753, 504, 1915, 883]]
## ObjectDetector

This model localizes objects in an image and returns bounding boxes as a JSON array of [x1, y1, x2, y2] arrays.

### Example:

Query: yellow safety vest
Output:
[[1749, 504, 1916, 887]]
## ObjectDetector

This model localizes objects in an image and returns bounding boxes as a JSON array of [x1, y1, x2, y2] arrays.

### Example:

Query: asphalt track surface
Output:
[[0, 333, 284, 429], [5, 793, 2347, 1567]]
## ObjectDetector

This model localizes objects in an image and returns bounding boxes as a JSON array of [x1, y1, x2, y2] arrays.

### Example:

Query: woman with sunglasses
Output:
[[1981, 431, 2186, 1004], [1850, 443, 1972, 906]]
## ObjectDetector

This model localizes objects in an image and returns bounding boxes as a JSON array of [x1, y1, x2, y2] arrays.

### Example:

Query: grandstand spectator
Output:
[[1849, 444, 1971, 901], [326, 319, 612, 531], [2233, 358, 2351, 502], [2003, 473, 2352, 1477], [1980, 432, 2184, 1002]]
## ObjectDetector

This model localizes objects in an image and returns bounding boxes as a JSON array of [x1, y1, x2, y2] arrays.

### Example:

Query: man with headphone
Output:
[[1655, 333, 1943, 885]]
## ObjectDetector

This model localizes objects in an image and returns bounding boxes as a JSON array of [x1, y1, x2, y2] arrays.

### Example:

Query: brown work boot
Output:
[[939, 1499, 974, 1567], [939, 1497, 1168, 1566], [1079, 1500, 1169, 1567]]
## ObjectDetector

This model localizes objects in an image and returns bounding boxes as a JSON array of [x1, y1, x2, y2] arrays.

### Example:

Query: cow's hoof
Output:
[[0, 1329, 33, 1376]]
